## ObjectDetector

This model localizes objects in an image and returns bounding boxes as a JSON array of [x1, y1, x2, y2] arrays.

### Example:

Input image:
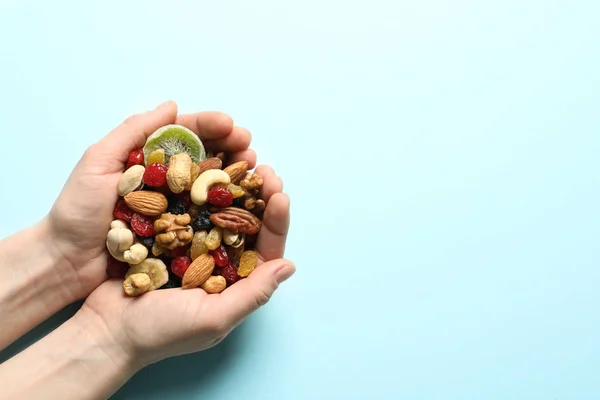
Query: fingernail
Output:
[[275, 263, 296, 284]]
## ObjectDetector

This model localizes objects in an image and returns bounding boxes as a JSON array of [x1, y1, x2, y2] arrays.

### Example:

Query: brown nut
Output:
[[209, 207, 261, 235], [124, 191, 168, 216], [197, 157, 223, 174], [244, 195, 266, 214], [182, 254, 215, 288], [154, 213, 194, 250], [184, 162, 201, 191], [201, 275, 227, 294], [240, 172, 263, 191], [224, 161, 249, 185], [167, 153, 193, 194]]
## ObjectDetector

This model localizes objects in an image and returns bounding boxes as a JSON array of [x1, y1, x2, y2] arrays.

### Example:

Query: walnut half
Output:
[[154, 213, 194, 250]]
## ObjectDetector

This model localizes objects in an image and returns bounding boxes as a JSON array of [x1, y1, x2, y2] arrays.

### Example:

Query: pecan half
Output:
[[209, 207, 261, 235]]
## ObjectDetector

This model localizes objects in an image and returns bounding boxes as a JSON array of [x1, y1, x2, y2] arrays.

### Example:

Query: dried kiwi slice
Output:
[[144, 124, 206, 165]]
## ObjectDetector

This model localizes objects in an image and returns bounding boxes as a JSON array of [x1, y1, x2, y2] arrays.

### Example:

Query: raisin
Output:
[[144, 163, 169, 187], [106, 257, 129, 279], [221, 263, 241, 286], [168, 246, 189, 259], [238, 250, 258, 277], [137, 235, 155, 249], [131, 213, 156, 237], [205, 227, 223, 251], [159, 279, 178, 290], [209, 244, 229, 267], [232, 197, 245, 209], [190, 231, 209, 260], [191, 210, 213, 231], [207, 187, 233, 207], [212, 266, 222, 276], [167, 196, 186, 215], [126, 149, 144, 169], [113, 199, 134, 222], [176, 192, 193, 210], [171, 256, 191, 278]]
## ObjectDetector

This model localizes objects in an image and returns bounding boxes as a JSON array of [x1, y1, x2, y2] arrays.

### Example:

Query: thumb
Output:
[[217, 259, 296, 326]]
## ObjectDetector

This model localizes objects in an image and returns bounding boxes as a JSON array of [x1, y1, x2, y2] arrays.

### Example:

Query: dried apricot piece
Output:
[[237, 250, 258, 277]]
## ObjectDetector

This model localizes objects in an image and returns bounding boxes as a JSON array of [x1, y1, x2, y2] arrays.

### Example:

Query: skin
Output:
[[0, 101, 295, 399]]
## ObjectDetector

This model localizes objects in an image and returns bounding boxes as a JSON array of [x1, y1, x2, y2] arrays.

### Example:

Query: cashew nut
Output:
[[118, 165, 145, 196], [106, 220, 148, 265], [190, 169, 231, 205]]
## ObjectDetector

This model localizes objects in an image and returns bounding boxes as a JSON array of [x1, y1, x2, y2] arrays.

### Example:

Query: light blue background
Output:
[[1, 0, 599, 399]]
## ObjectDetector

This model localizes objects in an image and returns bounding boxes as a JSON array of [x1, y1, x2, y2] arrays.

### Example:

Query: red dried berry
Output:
[[113, 199, 134, 222], [171, 256, 191, 278], [212, 266, 222, 276], [126, 149, 144, 169], [106, 257, 129, 279], [209, 244, 229, 267], [221, 263, 241, 286], [176, 192, 193, 209], [144, 163, 169, 187], [207, 187, 233, 207], [168, 246, 189, 259], [130, 213, 156, 237]]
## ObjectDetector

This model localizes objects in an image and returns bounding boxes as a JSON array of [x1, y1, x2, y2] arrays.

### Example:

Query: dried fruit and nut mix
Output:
[[106, 124, 263, 297]]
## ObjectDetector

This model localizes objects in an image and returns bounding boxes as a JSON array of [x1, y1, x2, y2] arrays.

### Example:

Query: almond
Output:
[[197, 157, 223, 174], [201, 275, 227, 294], [224, 161, 249, 184], [124, 191, 168, 216], [182, 254, 215, 289]]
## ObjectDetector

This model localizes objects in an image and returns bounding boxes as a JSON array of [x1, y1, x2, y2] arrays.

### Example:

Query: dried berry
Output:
[[131, 213, 156, 237], [106, 257, 129, 279], [228, 183, 245, 199], [191, 210, 213, 231], [168, 246, 189, 259], [209, 244, 229, 267], [144, 163, 169, 187], [221, 263, 241, 286], [113, 199, 134, 222], [137, 235, 155, 249], [167, 196, 186, 215], [171, 256, 192, 278], [126, 149, 144, 169], [238, 250, 258, 277], [176, 192, 193, 210], [232, 197, 245, 209], [207, 186, 233, 207], [159, 279, 178, 289], [205, 227, 223, 251], [212, 266, 222, 276]]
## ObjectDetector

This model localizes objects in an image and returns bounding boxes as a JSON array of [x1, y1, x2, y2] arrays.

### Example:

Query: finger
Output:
[[203, 126, 252, 153], [102, 101, 178, 160], [226, 149, 257, 169], [175, 112, 234, 140], [255, 165, 283, 203], [255, 193, 290, 261], [215, 259, 296, 326]]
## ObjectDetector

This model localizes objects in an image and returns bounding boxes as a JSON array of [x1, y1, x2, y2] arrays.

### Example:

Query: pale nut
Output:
[[124, 258, 169, 296], [223, 161, 249, 185], [124, 191, 168, 216], [167, 152, 193, 194], [201, 275, 227, 294], [106, 220, 135, 262], [222, 229, 240, 246], [190, 169, 231, 205], [123, 243, 148, 265], [123, 273, 152, 296], [118, 165, 145, 196]]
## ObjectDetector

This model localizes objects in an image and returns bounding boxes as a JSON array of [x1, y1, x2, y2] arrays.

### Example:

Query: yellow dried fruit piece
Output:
[[238, 250, 258, 277], [228, 183, 245, 199], [204, 226, 222, 251], [147, 149, 166, 165], [190, 230, 209, 260]]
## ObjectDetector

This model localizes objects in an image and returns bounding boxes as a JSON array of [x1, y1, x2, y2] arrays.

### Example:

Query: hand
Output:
[[79, 163, 294, 367], [47, 101, 256, 298]]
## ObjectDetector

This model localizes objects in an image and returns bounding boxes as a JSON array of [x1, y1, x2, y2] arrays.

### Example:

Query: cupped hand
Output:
[[48, 101, 256, 298], [79, 165, 294, 366]]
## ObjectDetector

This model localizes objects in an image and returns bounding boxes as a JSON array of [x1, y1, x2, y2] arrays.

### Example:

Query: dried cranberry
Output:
[[207, 187, 233, 207], [221, 263, 241, 286], [130, 213, 156, 237], [209, 244, 229, 267], [106, 257, 129, 279], [113, 199, 134, 222], [171, 256, 191, 278], [126, 149, 144, 169], [144, 163, 169, 187]]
